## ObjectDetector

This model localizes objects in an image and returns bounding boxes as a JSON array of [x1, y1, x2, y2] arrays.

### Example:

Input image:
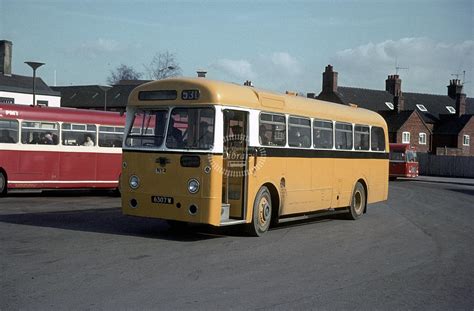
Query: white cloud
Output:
[[331, 38, 474, 95], [269, 52, 302, 75], [211, 59, 256, 80], [210, 52, 304, 91], [73, 38, 123, 58]]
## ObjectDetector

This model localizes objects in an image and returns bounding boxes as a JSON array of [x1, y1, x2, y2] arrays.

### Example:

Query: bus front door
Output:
[[222, 110, 248, 220]]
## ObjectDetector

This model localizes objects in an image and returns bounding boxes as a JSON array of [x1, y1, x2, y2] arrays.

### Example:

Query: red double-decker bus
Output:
[[0, 103, 125, 195], [389, 143, 418, 180]]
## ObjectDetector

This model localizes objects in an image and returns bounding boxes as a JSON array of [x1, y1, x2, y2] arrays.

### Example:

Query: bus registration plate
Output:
[[151, 196, 174, 204]]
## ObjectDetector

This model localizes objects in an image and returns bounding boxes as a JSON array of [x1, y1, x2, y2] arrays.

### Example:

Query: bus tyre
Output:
[[347, 182, 366, 220], [247, 186, 272, 236], [0, 171, 6, 196]]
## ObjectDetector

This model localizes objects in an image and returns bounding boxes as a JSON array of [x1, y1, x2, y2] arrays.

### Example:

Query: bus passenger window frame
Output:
[[354, 124, 370, 151], [0, 119, 19, 144], [288, 116, 311, 148], [335, 122, 353, 150], [371, 126, 386, 152], [21, 120, 60, 145], [259, 112, 287, 147], [313, 119, 334, 149]]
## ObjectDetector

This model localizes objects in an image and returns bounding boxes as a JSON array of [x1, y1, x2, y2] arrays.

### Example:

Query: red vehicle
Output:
[[0, 103, 125, 195], [389, 143, 418, 180]]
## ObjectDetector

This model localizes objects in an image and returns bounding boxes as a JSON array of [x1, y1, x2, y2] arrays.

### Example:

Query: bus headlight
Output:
[[188, 179, 200, 194], [129, 175, 140, 189]]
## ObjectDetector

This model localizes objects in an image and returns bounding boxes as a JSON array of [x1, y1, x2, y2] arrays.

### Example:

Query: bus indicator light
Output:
[[129, 175, 140, 189], [187, 179, 200, 194]]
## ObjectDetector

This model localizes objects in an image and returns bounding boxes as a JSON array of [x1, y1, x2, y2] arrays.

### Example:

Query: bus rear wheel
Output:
[[0, 171, 6, 196], [347, 182, 366, 220], [247, 186, 272, 236]]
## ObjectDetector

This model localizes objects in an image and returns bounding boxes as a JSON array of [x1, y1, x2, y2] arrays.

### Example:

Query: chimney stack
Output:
[[197, 70, 207, 78], [385, 74, 402, 96], [0, 40, 13, 76], [306, 92, 315, 99], [393, 95, 405, 113], [447, 79, 466, 117], [447, 79, 463, 99], [322, 65, 338, 93]]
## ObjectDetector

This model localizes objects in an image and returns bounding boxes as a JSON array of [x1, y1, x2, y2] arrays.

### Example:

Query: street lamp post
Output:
[[25, 61, 45, 107]]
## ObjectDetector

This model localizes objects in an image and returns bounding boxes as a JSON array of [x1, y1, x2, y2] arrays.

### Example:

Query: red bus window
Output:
[[22, 121, 59, 145], [0, 119, 19, 143]]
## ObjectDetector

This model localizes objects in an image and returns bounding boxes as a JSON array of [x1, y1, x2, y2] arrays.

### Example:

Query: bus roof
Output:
[[128, 77, 387, 127], [0, 103, 125, 126], [390, 143, 416, 151]]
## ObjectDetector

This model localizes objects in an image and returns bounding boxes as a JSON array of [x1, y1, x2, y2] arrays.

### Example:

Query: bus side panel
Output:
[[59, 150, 97, 183], [0, 148, 20, 187], [311, 158, 334, 210], [284, 157, 320, 214], [17, 150, 60, 188], [96, 151, 121, 184], [369, 159, 389, 203], [245, 155, 285, 222], [332, 158, 354, 208]]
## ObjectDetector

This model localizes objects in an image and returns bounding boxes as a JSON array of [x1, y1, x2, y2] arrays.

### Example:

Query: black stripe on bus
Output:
[[123, 148, 389, 159]]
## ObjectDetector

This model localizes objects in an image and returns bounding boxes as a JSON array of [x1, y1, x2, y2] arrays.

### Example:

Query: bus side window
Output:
[[371, 126, 386, 151], [61, 123, 97, 146], [0, 119, 19, 144], [288, 116, 311, 148], [335, 122, 353, 150], [22, 121, 59, 145], [259, 113, 286, 146], [313, 119, 333, 149], [99, 126, 124, 148], [354, 125, 370, 150]]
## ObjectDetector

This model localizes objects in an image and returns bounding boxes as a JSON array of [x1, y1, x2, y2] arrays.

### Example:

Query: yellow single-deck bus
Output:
[[121, 78, 388, 236]]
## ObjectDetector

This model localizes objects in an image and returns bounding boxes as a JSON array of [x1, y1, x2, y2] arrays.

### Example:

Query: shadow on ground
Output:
[[0, 205, 345, 241]]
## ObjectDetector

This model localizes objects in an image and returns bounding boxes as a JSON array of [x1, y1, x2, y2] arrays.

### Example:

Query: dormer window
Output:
[[416, 104, 427, 112], [385, 102, 394, 110], [446, 106, 456, 114]]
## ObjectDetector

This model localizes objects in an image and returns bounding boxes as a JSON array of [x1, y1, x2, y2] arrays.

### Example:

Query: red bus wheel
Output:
[[0, 171, 6, 196]]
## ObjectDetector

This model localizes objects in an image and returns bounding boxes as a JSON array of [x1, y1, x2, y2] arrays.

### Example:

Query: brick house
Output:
[[432, 80, 474, 156], [314, 65, 474, 155]]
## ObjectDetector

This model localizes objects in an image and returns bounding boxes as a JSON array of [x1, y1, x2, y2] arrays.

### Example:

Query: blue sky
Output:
[[2, 0, 473, 96]]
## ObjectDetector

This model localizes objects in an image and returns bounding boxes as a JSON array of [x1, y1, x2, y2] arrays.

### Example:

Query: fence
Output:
[[418, 153, 474, 178]]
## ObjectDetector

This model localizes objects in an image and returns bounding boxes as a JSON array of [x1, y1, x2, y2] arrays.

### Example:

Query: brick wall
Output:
[[395, 111, 432, 153], [458, 117, 474, 156]]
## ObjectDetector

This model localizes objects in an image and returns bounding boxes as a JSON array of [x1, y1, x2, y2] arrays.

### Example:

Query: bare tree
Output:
[[107, 64, 142, 85], [144, 51, 182, 80]]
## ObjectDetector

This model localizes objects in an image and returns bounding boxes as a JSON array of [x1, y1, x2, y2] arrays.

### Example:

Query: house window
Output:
[[402, 131, 410, 144], [416, 104, 428, 112], [446, 106, 456, 114], [419, 133, 427, 145], [385, 102, 394, 110], [463, 135, 470, 146]]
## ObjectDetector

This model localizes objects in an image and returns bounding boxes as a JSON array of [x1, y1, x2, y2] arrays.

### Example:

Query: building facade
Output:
[[0, 40, 60, 107]]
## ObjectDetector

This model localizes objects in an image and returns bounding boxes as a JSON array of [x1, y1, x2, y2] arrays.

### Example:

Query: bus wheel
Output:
[[347, 182, 366, 220], [0, 171, 6, 196], [247, 186, 272, 236]]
